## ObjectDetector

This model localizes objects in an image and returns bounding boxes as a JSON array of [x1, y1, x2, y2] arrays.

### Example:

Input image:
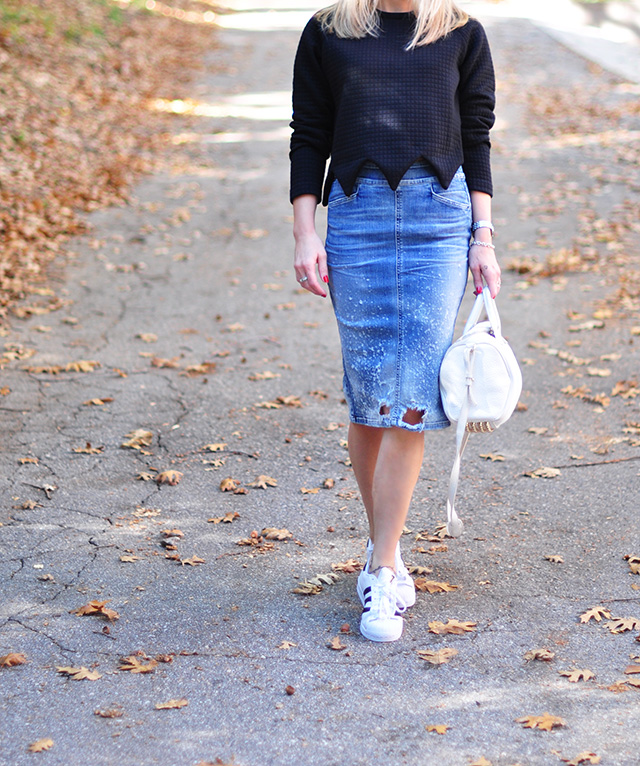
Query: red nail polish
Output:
[[323, 275, 329, 283]]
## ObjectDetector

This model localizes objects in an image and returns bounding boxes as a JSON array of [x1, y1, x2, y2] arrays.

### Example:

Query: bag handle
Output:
[[462, 287, 502, 338]]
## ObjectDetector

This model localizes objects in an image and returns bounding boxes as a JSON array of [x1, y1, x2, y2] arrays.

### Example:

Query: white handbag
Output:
[[439, 287, 522, 537]]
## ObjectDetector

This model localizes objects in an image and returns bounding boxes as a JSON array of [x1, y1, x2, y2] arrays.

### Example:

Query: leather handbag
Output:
[[439, 287, 522, 537]]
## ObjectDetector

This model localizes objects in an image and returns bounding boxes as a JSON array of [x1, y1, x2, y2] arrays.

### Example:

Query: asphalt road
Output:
[[1, 2, 639, 765]]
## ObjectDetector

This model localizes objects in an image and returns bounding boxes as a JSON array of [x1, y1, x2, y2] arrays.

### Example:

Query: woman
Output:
[[290, 0, 501, 642]]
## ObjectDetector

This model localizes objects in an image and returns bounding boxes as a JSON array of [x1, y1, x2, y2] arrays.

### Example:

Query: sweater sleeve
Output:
[[458, 20, 495, 195], [289, 17, 334, 203]]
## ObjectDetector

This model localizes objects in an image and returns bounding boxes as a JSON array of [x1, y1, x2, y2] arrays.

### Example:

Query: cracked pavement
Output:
[[1, 1, 640, 764]]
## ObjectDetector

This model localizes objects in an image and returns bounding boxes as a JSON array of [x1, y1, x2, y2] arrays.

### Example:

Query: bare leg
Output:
[[348, 414, 425, 574]]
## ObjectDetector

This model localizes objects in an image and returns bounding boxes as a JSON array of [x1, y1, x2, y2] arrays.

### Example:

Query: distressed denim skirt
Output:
[[325, 162, 471, 432]]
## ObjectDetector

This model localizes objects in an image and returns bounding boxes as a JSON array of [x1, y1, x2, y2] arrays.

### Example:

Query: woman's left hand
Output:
[[469, 243, 501, 299]]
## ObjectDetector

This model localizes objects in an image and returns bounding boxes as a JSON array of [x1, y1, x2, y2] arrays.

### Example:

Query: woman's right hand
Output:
[[292, 194, 328, 298], [294, 230, 328, 298]]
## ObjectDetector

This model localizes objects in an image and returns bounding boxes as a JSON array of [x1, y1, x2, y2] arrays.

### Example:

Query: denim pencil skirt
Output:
[[325, 162, 471, 432]]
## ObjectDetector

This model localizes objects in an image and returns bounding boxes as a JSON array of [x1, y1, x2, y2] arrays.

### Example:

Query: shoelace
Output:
[[368, 576, 397, 620]]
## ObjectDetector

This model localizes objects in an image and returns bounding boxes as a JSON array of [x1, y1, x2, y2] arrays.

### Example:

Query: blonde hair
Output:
[[317, 0, 469, 48]]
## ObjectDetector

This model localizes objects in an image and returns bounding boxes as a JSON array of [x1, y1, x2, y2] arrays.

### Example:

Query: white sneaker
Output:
[[359, 566, 404, 642], [358, 539, 416, 612]]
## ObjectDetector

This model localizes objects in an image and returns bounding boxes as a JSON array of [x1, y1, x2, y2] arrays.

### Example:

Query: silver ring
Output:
[[298, 276, 308, 283]]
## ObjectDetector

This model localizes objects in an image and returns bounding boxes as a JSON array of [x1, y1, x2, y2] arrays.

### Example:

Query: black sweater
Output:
[[290, 11, 495, 205]]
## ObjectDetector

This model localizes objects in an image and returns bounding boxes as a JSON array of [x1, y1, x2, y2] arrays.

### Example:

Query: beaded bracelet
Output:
[[469, 239, 495, 249]]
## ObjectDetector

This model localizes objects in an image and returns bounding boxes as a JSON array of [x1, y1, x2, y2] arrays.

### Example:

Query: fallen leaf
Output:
[[300, 487, 319, 494], [136, 333, 158, 343], [151, 356, 180, 369], [323, 478, 335, 489], [72, 600, 119, 621], [560, 753, 601, 765], [414, 579, 458, 594], [528, 426, 549, 435], [428, 619, 476, 635], [66, 360, 100, 373], [516, 712, 566, 731], [425, 724, 448, 734], [417, 648, 458, 665], [624, 665, 640, 675], [121, 429, 153, 450], [181, 556, 205, 566], [156, 470, 183, 486], [261, 527, 293, 540], [479, 453, 505, 462], [208, 511, 240, 524], [202, 443, 227, 452], [559, 668, 595, 683], [94, 708, 123, 719], [586, 367, 611, 377], [525, 466, 561, 478], [275, 395, 303, 408], [469, 759, 492, 766], [579, 606, 612, 623], [544, 554, 564, 564], [83, 397, 113, 406], [72, 442, 104, 455], [27, 739, 54, 753], [248, 475, 277, 489], [328, 636, 346, 651], [17, 500, 42, 510], [524, 648, 555, 662], [605, 617, 640, 634], [136, 471, 156, 481], [220, 477, 241, 492], [118, 655, 158, 674], [277, 641, 297, 650], [291, 581, 323, 595], [119, 554, 139, 563], [331, 559, 363, 573], [155, 698, 188, 710], [0, 652, 27, 667], [56, 665, 102, 681], [19, 457, 38, 465], [285, 685, 295, 695], [407, 565, 433, 575]]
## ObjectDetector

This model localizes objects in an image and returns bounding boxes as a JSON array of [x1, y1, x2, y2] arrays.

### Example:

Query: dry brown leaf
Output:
[[275, 395, 303, 408], [528, 426, 549, 435], [27, 739, 54, 753], [479, 452, 505, 462], [56, 665, 102, 681], [579, 606, 612, 623], [119, 554, 139, 563], [331, 559, 363, 573], [605, 617, 640, 634], [202, 443, 227, 452], [94, 708, 123, 719], [300, 487, 319, 494], [544, 554, 564, 564], [323, 477, 335, 489], [248, 475, 277, 489], [586, 367, 611, 378], [119, 655, 158, 674], [417, 648, 458, 665], [407, 565, 433, 575], [83, 397, 113, 406], [525, 466, 561, 479], [121, 429, 153, 450], [136, 333, 158, 343], [181, 556, 205, 567], [208, 511, 240, 524], [277, 641, 297, 650], [425, 724, 448, 735], [516, 712, 566, 731], [72, 600, 119, 621], [612, 380, 639, 399], [561, 753, 601, 765], [524, 648, 555, 662], [469, 758, 492, 766], [19, 456, 38, 464], [328, 636, 346, 651], [220, 476, 241, 492], [428, 619, 476, 635], [181, 362, 217, 377], [65, 360, 100, 373], [414, 579, 458, 594], [72, 442, 104, 455], [559, 668, 595, 683], [17, 500, 42, 510], [0, 652, 27, 667], [161, 529, 184, 538], [155, 698, 188, 710], [261, 527, 293, 540], [624, 665, 640, 675], [151, 356, 180, 369], [291, 581, 323, 595], [156, 470, 183, 486]]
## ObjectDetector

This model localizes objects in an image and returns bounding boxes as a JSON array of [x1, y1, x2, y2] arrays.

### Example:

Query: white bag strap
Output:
[[463, 287, 502, 338], [446, 389, 469, 538]]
